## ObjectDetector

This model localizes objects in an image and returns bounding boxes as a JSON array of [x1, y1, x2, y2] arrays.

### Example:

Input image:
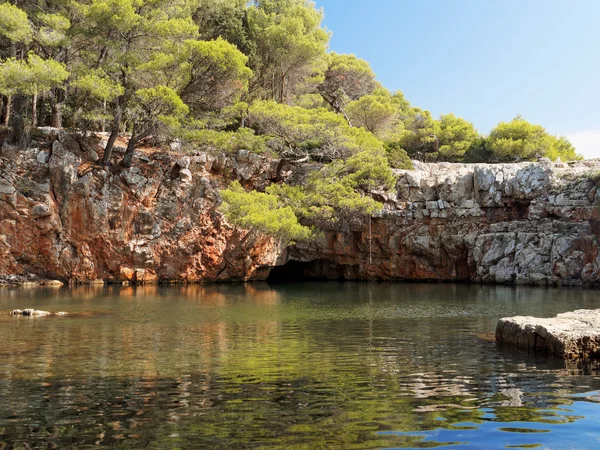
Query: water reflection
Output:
[[1, 282, 600, 448]]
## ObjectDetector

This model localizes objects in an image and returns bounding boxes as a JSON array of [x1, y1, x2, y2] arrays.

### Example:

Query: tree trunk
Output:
[[122, 126, 151, 168], [101, 99, 124, 166], [51, 99, 62, 128], [319, 92, 353, 127], [101, 99, 106, 132], [102, 112, 121, 166], [103, 67, 128, 165], [121, 125, 138, 168], [50, 87, 66, 128], [338, 106, 352, 127], [9, 94, 27, 148], [271, 71, 276, 101], [31, 92, 37, 129], [38, 93, 47, 127], [3, 96, 11, 127]]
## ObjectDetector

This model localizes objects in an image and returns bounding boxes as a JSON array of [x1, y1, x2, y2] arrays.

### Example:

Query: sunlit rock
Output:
[[3, 135, 600, 286], [496, 309, 600, 359]]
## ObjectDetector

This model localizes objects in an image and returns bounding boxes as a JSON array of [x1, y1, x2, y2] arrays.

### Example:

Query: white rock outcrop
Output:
[[496, 309, 600, 359]]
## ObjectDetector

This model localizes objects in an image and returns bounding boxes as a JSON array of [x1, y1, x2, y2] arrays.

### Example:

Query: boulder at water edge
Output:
[[496, 309, 600, 359]]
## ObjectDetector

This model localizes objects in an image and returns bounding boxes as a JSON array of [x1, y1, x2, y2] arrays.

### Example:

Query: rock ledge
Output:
[[496, 309, 600, 359]]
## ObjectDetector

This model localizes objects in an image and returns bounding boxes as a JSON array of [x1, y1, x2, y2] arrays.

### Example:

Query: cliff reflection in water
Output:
[[1, 282, 600, 448]]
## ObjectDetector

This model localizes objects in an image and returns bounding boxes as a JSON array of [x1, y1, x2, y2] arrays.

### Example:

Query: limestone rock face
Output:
[[289, 160, 600, 286], [496, 310, 600, 359], [0, 137, 284, 283], [2, 135, 600, 286]]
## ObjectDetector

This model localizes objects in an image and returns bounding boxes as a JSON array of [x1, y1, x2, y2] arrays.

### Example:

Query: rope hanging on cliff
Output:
[[369, 214, 372, 264]]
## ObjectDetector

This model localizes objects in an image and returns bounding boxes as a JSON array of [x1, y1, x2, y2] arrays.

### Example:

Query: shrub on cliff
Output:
[[343, 148, 396, 191], [220, 180, 313, 244], [345, 91, 481, 164], [433, 113, 480, 162], [267, 149, 394, 232], [273, 173, 384, 231], [220, 148, 394, 237], [485, 116, 581, 162], [269, 178, 381, 232], [385, 142, 414, 169]]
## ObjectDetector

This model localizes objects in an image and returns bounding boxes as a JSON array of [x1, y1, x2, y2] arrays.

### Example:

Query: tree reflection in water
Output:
[[1, 282, 600, 448]]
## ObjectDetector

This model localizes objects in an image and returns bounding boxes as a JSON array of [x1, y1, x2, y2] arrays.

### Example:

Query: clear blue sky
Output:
[[315, 0, 600, 157]]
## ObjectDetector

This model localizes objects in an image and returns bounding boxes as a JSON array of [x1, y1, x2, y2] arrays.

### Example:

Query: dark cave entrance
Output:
[[266, 259, 358, 282]]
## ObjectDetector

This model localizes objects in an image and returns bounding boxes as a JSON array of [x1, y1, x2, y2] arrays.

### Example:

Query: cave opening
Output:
[[266, 259, 358, 283]]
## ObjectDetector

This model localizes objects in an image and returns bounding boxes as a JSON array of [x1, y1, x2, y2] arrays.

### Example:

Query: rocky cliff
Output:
[[2, 132, 600, 286]]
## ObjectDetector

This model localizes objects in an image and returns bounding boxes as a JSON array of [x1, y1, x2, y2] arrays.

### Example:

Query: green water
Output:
[[1, 282, 600, 449]]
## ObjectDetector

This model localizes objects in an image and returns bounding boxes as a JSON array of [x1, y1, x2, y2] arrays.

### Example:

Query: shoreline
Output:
[[0, 275, 594, 289]]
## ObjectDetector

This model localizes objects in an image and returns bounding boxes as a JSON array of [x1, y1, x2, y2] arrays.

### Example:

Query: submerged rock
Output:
[[11, 309, 51, 316], [0, 275, 63, 287], [40, 279, 64, 287], [496, 309, 600, 359], [10, 309, 67, 317]]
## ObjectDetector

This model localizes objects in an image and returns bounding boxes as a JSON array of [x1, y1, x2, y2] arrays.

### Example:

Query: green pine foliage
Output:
[[248, 100, 383, 160], [220, 180, 313, 244], [180, 37, 253, 113], [485, 116, 581, 162], [434, 113, 480, 162], [182, 128, 269, 155], [0, 3, 33, 43], [384, 142, 414, 170], [0, 0, 581, 165], [0, 0, 583, 241], [265, 148, 392, 232], [0, 53, 68, 97]]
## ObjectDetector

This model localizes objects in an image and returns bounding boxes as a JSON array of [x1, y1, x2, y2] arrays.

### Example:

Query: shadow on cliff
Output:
[[266, 259, 359, 283]]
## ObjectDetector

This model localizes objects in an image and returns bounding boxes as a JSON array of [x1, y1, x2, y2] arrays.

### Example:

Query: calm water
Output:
[[1, 283, 600, 449]]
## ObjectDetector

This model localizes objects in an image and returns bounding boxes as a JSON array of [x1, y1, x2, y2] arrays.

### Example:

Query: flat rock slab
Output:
[[496, 309, 600, 359]]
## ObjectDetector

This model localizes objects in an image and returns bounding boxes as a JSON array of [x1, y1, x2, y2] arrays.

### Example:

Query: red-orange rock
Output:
[[2, 134, 600, 287]]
